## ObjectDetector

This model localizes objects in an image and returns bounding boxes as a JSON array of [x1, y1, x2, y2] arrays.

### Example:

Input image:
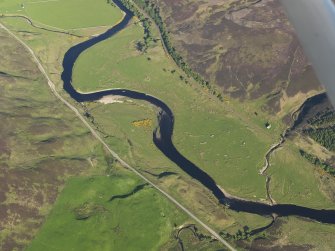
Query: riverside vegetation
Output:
[[1, 0, 335, 250], [0, 2, 225, 250]]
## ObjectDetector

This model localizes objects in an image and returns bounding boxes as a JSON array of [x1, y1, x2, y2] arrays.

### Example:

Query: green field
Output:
[[1, 0, 335, 250], [0, 27, 111, 250], [27, 175, 187, 251], [72, 21, 273, 200], [269, 142, 335, 208], [0, 22, 225, 251], [0, 0, 123, 29], [71, 20, 334, 207]]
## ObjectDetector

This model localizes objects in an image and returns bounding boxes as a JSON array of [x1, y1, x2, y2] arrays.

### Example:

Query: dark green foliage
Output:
[[304, 126, 335, 151], [116, 0, 154, 52], [219, 226, 251, 241], [302, 106, 335, 151], [217, 93, 223, 101], [307, 109, 335, 127], [136, 41, 145, 52], [299, 150, 335, 176]]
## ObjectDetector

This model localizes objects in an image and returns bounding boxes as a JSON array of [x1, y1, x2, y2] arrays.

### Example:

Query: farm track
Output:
[[258, 91, 327, 205], [1, 14, 83, 37]]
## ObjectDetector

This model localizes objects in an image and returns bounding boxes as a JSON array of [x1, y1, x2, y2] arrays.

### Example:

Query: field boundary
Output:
[[1, 14, 82, 37]]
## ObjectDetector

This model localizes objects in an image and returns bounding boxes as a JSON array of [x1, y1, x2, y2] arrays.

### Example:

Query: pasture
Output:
[[0, 0, 123, 29], [72, 17, 334, 206], [26, 175, 186, 251], [268, 142, 335, 208], [72, 22, 279, 201], [26, 174, 225, 251], [1, 0, 334, 249]]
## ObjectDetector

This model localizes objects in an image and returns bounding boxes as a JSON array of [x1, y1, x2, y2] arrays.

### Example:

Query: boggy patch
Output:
[[74, 202, 107, 220]]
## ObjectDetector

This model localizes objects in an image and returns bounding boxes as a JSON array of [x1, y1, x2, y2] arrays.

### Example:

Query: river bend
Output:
[[61, 0, 335, 224]]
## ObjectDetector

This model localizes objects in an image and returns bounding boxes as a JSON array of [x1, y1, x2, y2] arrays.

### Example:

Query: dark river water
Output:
[[61, 0, 335, 224]]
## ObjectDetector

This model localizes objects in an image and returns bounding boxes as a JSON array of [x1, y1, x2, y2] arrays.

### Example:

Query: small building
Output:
[[265, 122, 271, 129]]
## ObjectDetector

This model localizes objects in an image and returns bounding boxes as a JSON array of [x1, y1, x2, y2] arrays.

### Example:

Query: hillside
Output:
[[155, 0, 323, 114]]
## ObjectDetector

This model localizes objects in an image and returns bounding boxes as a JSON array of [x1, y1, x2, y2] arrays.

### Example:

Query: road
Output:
[[0, 22, 236, 251]]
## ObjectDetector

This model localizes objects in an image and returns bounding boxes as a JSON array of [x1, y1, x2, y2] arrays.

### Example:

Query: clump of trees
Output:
[[303, 126, 335, 151], [299, 150, 335, 176], [219, 226, 252, 241], [307, 109, 335, 127], [117, 0, 154, 52], [301, 106, 335, 151]]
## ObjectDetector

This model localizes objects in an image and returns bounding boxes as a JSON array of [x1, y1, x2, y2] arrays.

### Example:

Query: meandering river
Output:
[[61, 0, 335, 224]]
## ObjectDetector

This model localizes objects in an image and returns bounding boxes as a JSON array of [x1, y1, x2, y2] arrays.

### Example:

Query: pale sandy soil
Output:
[[98, 95, 125, 104]]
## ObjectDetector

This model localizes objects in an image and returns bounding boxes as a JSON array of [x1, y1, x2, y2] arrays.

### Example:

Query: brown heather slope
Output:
[[0, 29, 109, 251], [156, 0, 323, 114]]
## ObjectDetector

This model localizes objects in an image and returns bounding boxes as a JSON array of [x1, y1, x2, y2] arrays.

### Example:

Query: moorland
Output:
[[1, 0, 335, 250]]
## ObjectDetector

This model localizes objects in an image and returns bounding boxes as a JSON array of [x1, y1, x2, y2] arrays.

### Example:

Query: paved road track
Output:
[[0, 22, 236, 251]]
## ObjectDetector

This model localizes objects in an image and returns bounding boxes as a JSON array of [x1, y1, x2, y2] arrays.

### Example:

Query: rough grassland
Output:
[[249, 217, 335, 250], [72, 21, 333, 208], [0, 28, 110, 251], [268, 142, 335, 208], [72, 21, 271, 200], [0, 17, 276, 236], [1, 0, 335, 250], [0, 21, 224, 251], [0, 0, 123, 29], [27, 173, 225, 251], [85, 98, 275, 231], [26, 175, 187, 251]]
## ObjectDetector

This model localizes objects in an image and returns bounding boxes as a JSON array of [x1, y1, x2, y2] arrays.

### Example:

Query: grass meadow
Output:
[[268, 142, 335, 208], [0, 0, 123, 29], [0, 21, 224, 251], [26, 174, 188, 251], [72, 21, 334, 208], [72, 22, 271, 200], [1, 0, 335, 249]]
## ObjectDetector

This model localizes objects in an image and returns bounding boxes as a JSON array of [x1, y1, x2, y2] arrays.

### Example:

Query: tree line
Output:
[[115, 0, 224, 101], [299, 150, 335, 177], [304, 126, 335, 151]]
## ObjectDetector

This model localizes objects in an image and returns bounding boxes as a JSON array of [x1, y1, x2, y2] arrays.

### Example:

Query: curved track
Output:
[[1, 15, 82, 37]]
